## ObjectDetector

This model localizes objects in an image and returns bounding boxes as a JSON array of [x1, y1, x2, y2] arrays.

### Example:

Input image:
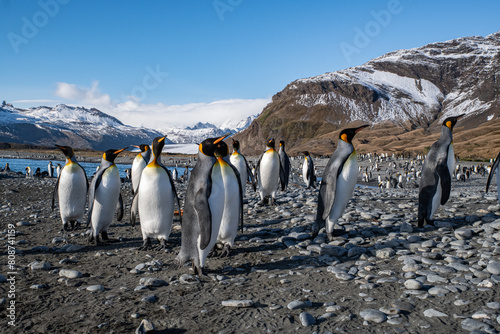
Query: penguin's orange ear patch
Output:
[[199, 143, 203, 155], [103, 152, 107, 160], [341, 133, 348, 142], [446, 121, 452, 129]]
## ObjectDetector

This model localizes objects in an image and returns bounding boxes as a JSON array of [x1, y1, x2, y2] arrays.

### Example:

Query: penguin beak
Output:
[[355, 125, 369, 133], [158, 136, 166, 143], [456, 114, 465, 120], [214, 133, 231, 144], [114, 148, 127, 155], [132, 145, 140, 149]]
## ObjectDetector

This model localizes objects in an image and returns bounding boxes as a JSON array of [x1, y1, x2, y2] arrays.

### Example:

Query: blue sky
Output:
[[1, 0, 499, 128]]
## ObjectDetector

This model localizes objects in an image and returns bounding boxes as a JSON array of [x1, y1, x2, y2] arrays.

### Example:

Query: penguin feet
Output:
[[89, 234, 102, 245], [219, 244, 231, 257], [101, 231, 109, 241], [270, 198, 277, 206], [154, 238, 168, 251], [138, 238, 153, 251], [63, 221, 76, 232], [192, 263, 206, 277], [326, 232, 334, 242]]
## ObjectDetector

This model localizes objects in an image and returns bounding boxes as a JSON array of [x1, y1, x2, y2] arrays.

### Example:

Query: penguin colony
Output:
[[50, 114, 500, 274]]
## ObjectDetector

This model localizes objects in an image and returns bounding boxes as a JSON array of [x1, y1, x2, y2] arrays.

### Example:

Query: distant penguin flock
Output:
[[46, 113, 500, 275]]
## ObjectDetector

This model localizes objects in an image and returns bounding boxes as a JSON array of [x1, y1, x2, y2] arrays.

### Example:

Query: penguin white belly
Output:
[[132, 156, 147, 193], [92, 166, 120, 235], [230, 153, 247, 193], [198, 160, 225, 267], [447, 144, 455, 178], [138, 166, 174, 240], [327, 153, 358, 232], [217, 160, 241, 247], [259, 150, 279, 196], [58, 163, 87, 223], [302, 159, 308, 185]]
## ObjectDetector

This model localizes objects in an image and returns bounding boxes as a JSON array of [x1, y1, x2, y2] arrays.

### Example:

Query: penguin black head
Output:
[[303, 151, 310, 157], [442, 114, 464, 131], [55, 144, 75, 159], [232, 139, 240, 152], [103, 148, 127, 163], [339, 124, 369, 144], [267, 138, 276, 149], [151, 136, 166, 159], [199, 133, 231, 157], [279, 140, 285, 148], [133, 144, 150, 153]]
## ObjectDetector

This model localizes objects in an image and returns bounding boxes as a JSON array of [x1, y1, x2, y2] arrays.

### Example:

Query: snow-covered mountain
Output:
[[235, 31, 500, 156], [0, 103, 168, 150], [161, 115, 257, 144]]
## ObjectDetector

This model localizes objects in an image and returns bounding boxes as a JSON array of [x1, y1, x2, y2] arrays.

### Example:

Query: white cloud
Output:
[[53, 81, 270, 129]]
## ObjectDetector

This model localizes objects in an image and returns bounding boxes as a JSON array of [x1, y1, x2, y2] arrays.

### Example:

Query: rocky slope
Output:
[[0, 103, 168, 150], [235, 32, 500, 159]]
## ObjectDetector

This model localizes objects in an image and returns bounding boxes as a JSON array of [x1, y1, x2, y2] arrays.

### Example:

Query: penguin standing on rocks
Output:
[[302, 151, 316, 189], [48, 161, 53, 178], [418, 115, 464, 227], [229, 139, 256, 195], [52, 145, 88, 231], [315, 125, 368, 241], [486, 151, 500, 204], [175, 134, 243, 275], [255, 138, 285, 205], [87, 148, 127, 244], [132, 136, 181, 250], [279, 140, 291, 190]]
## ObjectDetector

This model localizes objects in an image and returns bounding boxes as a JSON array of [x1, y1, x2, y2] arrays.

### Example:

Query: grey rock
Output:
[[486, 301, 500, 310], [359, 309, 387, 323], [179, 274, 200, 285], [486, 261, 500, 275], [400, 222, 413, 233], [375, 247, 396, 259], [428, 286, 450, 295], [221, 300, 254, 307], [461, 318, 494, 332], [139, 277, 168, 287], [0, 274, 7, 283], [299, 312, 316, 326], [404, 279, 423, 290], [423, 309, 448, 317], [29, 261, 51, 270], [287, 299, 312, 310], [86, 285, 104, 292], [66, 244, 84, 252], [135, 319, 155, 334], [59, 269, 82, 279], [141, 295, 157, 303]]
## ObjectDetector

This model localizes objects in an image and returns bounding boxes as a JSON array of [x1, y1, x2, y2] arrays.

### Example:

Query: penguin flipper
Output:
[[86, 167, 107, 226], [161, 165, 183, 225], [437, 163, 451, 205], [196, 185, 213, 250], [116, 192, 124, 221], [228, 160, 244, 232], [130, 189, 139, 227], [486, 151, 500, 193], [255, 153, 264, 184]]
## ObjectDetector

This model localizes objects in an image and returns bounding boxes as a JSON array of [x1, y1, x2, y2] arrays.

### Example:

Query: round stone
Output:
[[359, 309, 387, 323], [59, 269, 82, 279], [486, 261, 500, 275]]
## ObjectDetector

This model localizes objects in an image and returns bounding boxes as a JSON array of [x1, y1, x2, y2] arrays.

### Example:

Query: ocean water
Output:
[[0, 157, 184, 179]]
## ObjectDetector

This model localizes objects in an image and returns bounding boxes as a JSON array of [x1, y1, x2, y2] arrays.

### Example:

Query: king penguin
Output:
[[133, 136, 181, 250], [175, 134, 243, 275], [279, 140, 291, 189], [302, 151, 316, 189], [52, 145, 89, 231], [87, 148, 127, 244], [486, 151, 500, 204], [315, 125, 368, 241], [229, 139, 256, 196], [255, 138, 285, 205], [418, 115, 464, 227]]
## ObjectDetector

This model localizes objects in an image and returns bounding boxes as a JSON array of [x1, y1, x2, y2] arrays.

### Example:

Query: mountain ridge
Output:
[[234, 31, 500, 159]]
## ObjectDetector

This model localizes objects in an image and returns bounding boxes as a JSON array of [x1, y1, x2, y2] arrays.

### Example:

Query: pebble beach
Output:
[[1, 156, 500, 333]]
